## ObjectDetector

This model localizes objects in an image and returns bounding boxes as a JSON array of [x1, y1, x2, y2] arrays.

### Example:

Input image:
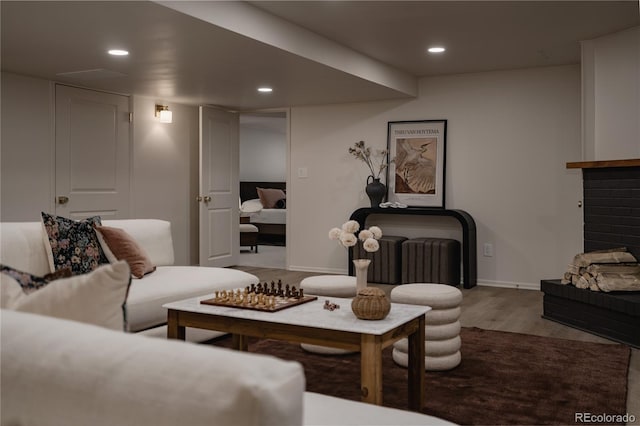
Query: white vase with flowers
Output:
[[329, 220, 383, 292]]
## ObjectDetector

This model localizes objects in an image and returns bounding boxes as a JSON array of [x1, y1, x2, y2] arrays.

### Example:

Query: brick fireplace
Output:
[[541, 159, 640, 348], [579, 160, 640, 260]]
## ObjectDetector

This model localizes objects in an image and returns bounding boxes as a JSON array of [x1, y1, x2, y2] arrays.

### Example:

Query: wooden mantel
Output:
[[566, 159, 640, 169]]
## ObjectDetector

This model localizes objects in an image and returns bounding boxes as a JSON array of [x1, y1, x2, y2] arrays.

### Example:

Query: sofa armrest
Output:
[[1, 310, 304, 426], [0, 222, 51, 275]]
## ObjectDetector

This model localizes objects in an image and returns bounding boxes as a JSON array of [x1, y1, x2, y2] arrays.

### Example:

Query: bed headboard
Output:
[[240, 181, 286, 203]]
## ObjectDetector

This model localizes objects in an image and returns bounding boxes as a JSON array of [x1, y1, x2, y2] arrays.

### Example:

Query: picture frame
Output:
[[386, 120, 447, 208]]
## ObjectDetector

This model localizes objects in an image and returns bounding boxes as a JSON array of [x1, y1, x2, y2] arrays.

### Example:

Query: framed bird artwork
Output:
[[387, 120, 447, 208]]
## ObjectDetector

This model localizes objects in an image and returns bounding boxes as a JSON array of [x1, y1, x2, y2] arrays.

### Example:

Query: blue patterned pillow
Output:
[[41, 212, 110, 275], [0, 264, 72, 294]]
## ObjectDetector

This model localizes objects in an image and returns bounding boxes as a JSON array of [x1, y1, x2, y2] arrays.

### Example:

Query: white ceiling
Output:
[[2, 1, 638, 111], [251, 1, 639, 76]]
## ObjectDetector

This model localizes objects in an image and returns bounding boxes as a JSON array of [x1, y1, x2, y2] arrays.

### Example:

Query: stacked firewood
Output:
[[561, 247, 640, 292]]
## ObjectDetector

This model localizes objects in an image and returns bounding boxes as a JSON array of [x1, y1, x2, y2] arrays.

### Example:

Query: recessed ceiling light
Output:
[[257, 87, 273, 93], [428, 47, 446, 54], [108, 49, 129, 56]]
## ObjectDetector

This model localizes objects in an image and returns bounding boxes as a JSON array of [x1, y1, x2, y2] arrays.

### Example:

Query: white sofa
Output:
[[0, 218, 455, 425], [0, 219, 258, 336], [1, 309, 454, 426]]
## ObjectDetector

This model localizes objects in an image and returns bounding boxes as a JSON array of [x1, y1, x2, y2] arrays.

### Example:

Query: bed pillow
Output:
[[241, 198, 263, 213], [257, 188, 286, 209], [275, 198, 286, 209], [0, 264, 71, 294], [40, 212, 110, 275], [0, 261, 131, 331], [95, 225, 156, 279]]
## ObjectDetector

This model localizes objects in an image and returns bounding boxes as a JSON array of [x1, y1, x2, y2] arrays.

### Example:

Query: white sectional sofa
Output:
[[0, 219, 258, 336], [1, 309, 454, 426], [0, 217, 455, 425]]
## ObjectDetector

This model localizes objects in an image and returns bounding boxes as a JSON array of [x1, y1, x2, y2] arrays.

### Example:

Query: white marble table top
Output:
[[164, 294, 430, 335]]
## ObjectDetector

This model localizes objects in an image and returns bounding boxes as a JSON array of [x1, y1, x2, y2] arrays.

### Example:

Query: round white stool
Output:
[[391, 283, 462, 309], [391, 283, 462, 371], [299, 275, 357, 355], [299, 275, 357, 298]]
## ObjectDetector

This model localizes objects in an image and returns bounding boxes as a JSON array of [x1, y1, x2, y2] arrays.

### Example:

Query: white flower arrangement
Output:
[[329, 221, 383, 253]]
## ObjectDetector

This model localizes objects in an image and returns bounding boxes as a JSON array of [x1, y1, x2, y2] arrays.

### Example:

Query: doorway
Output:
[[237, 110, 288, 269], [55, 84, 131, 219]]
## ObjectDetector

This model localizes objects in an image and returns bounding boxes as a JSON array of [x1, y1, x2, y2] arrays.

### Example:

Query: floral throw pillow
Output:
[[40, 212, 110, 275], [0, 264, 72, 294]]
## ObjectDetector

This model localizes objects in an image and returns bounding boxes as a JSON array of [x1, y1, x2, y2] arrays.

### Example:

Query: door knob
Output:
[[203, 196, 212, 202], [196, 196, 203, 202], [57, 196, 69, 205]]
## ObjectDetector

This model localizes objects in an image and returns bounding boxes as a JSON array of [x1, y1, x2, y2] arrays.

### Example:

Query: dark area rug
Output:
[[212, 327, 631, 425]]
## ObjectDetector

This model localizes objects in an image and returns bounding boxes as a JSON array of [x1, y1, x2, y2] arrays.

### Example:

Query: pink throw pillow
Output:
[[257, 187, 286, 209], [95, 226, 156, 279]]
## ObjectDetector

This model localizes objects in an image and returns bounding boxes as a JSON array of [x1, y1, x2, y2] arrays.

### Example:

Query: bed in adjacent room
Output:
[[240, 181, 286, 245]]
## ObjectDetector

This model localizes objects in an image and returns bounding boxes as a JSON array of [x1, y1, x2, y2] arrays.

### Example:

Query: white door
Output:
[[55, 85, 130, 219], [199, 106, 239, 267]]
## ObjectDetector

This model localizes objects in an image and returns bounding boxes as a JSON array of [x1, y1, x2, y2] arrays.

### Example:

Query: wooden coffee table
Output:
[[164, 295, 430, 411]]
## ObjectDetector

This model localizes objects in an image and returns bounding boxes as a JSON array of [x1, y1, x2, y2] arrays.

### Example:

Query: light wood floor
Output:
[[233, 266, 639, 423]]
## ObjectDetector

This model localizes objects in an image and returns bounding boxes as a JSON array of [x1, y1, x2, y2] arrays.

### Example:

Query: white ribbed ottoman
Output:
[[299, 275, 357, 355], [299, 275, 357, 298], [391, 283, 462, 371]]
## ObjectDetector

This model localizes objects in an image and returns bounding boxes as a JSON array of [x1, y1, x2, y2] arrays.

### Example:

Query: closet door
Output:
[[55, 84, 131, 219], [199, 106, 239, 267]]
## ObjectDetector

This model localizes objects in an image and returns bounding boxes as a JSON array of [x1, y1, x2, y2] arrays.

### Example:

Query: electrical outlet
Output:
[[483, 243, 494, 257]]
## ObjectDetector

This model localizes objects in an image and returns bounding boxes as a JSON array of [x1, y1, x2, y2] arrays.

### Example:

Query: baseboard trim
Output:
[[478, 280, 539, 291], [288, 265, 347, 275], [285, 267, 540, 291]]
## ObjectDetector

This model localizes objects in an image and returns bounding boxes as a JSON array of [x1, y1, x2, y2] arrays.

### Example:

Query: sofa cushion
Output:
[[0, 222, 59, 276], [40, 212, 109, 274], [0, 264, 71, 294], [138, 324, 226, 342], [303, 392, 455, 425], [126, 266, 258, 332], [96, 225, 156, 279], [1, 310, 305, 426], [102, 219, 174, 266], [1, 261, 131, 331]]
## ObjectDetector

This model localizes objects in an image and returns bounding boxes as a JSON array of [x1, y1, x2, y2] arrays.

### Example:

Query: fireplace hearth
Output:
[[541, 279, 640, 347], [541, 159, 640, 348]]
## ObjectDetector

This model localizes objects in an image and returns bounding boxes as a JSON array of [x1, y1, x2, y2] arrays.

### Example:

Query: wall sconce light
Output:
[[155, 104, 173, 123]]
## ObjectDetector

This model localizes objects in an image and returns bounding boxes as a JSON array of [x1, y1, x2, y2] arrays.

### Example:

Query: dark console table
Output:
[[349, 207, 477, 289]]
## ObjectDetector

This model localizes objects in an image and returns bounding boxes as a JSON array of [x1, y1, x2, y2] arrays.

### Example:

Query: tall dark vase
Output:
[[365, 176, 386, 208]]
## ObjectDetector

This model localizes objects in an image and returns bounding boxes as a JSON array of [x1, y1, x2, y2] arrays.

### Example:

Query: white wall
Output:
[[582, 26, 640, 160], [0, 72, 199, 266], [289, 65, 583, 289], [0, 64, 607, 287], [131, 96, 200, 266], [239, 116, 287, 182], [1, 72, 55, 220]]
